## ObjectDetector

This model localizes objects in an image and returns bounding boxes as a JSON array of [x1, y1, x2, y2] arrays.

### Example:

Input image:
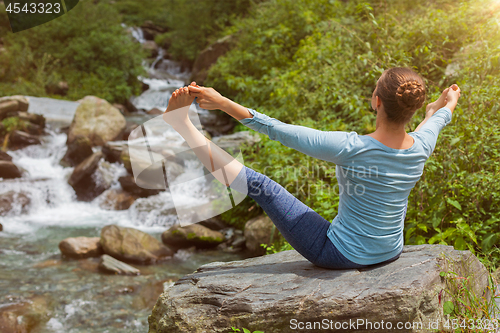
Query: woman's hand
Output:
[[425, 87, 449, 117], [445, 84, 461, 113], [188, 83, 228, 110]]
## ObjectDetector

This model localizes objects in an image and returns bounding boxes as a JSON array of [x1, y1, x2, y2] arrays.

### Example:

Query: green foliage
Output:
[[1, 117, 27, 135], [261, 240, 293, 255], [102, 0, 170, 28], [159, 0, 257, 63], [439, 255, 499, 332], [207, 0, 500, 266], [0, 0, 145, 103], [108, 0, 258, 63]]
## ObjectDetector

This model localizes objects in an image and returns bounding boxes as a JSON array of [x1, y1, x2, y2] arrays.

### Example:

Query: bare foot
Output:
[[166, 86, 195, 113], [163, 85, 196, 127]]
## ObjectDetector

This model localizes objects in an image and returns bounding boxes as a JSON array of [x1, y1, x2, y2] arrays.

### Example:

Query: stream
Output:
[[0, 27, 247, 332]]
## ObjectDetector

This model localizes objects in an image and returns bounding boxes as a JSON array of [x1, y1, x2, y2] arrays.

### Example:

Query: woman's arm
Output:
[[188, 83, 253, 120], [188, 83, 350, 164]]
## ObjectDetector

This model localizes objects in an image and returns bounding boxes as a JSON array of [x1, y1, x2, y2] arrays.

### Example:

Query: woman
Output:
[[162, 67, 461, 269]]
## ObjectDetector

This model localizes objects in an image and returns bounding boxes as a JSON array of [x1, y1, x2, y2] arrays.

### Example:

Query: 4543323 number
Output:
[[5, 2, 61, 14]]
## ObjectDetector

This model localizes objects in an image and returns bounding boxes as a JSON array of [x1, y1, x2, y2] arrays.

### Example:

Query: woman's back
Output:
[[240, 106, 453, 265]]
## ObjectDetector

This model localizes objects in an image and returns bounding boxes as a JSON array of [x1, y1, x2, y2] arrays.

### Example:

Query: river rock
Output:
[[244, 215, 280, 256], [101, 224, 174, 264], [68, 151, 103, 185], [119, 175, 161, 197], [0, 95, 29, 120], [102, 142, 124, 163], [59, 237, 103, 259], [0, 151, 12, 161], [0, 223, 2, 231], [9, 130, 41, 149], [61, 135, 93, 167], [68, 152, 109, 201], [0, 191, 30, 216], [212, 131, 261, 150], [3, 111, 46, 129], [24, 122, 44, 136], [148, 245, 490, 333], [68, 96, 126, 146], [16, 111, 45, 127], [99, 254, 141, 275], [99, 188, 136, 210], [0, 160, 22, 179], [190, 35, 234, 85], [0, 295, 49, 333], [161, 224, 225, 250]]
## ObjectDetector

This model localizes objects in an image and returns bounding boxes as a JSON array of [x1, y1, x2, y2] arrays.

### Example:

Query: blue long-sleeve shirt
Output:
[[239, 107, 453, 265]]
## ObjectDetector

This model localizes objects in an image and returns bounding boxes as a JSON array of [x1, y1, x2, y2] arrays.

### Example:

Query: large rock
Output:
[[99, 189, 136, 210], [59, 237, 103, 259], [99, 254, 141, 275], [9, 130, 41, 149], [100, 225, 174, 264], [68, 152, 107, 201], [0, 160, 22, 179], [161, 224, 225, 250], [148, 245, 490, 333], [68, 96, 126, 146], [61, 135, 93, 167], [244, 215, 280, 256], [190, 35, 234, 85], [0, 191, 30, 216]]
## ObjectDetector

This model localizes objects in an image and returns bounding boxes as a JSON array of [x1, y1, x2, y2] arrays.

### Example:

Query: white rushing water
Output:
[[1, 25, 196, 235]]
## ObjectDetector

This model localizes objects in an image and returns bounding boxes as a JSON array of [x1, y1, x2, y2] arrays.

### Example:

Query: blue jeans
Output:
[[235, 166, 402, 269]]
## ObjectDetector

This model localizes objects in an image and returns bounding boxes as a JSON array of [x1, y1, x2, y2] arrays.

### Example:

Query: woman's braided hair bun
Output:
[[396, 80, 426, 111], [376, 67, 427, 124]]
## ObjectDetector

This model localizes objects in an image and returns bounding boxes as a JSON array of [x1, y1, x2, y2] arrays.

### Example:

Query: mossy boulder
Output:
[[68, 96, 126, 146], [101, 225, 173, 264], [161, 224, 225, 250]]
